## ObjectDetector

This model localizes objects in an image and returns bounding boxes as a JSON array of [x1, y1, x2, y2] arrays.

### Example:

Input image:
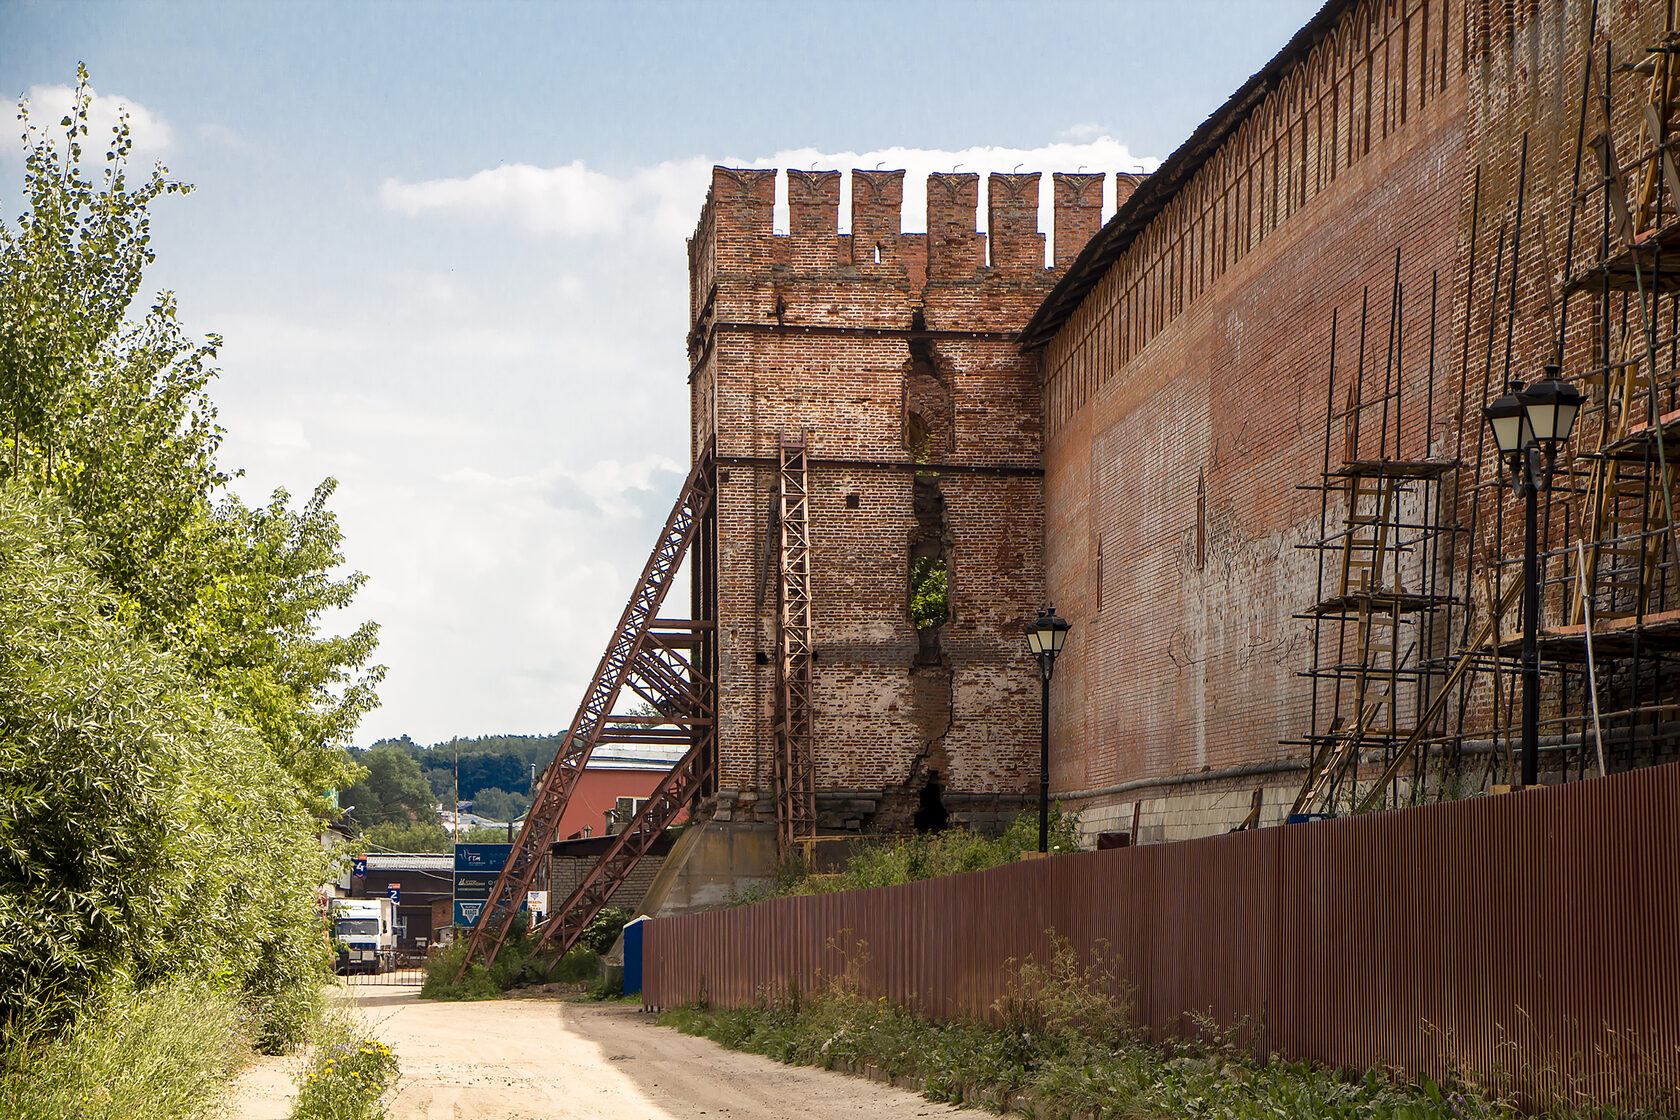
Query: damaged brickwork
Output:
[[688, 167, 1118, 834]]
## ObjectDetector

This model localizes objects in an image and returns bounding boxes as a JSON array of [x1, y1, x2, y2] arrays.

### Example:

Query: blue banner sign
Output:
[[453, 843, 521, 927], [351, 857, 366, 879], [453, 843, 512, 872]]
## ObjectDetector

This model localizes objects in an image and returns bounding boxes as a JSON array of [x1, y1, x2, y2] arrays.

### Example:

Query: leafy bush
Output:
[[576, 907, 633, 955], [420, 929, 604, 1000], [0, 488, 334, 1049], [419, 907, 630, 999], [289, 1013, 398, 1120], [0, 976, 249, 1120]]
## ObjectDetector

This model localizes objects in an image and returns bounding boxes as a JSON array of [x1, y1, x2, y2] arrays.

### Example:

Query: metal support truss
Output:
[[774, 432, 817, 849], [458, 447, 715, 978], [531, 729, 714, 957]]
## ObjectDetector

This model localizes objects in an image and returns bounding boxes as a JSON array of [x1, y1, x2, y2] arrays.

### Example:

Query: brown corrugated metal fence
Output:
[[644, 762, 1680, 1111]]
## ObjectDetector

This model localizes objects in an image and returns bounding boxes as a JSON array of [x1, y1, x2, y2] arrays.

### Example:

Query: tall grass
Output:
[[733, 806, 1082, 905], [0, 976, 249, 1120], [661, 935, 1522, 1120]]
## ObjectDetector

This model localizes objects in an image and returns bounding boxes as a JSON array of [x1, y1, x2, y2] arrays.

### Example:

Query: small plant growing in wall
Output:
[[909, 556, 949, 629]]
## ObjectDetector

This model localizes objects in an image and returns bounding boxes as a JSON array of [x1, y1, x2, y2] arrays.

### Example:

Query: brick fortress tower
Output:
[[685, 166, 1137, 843]]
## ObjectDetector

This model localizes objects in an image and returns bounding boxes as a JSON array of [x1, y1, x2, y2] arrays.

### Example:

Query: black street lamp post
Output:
[[1483, 366, 1583, 788], [1025, 606, 1071, 852]]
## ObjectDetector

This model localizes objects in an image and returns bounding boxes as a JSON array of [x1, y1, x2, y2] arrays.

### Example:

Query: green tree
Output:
[[1, 69, 380, 802], [363, 820, 451, 854], [0, 487, 329, 1047], [0, 69, 380, 1051], [340, 744, 439, 830], [469, 786, 529, 823]]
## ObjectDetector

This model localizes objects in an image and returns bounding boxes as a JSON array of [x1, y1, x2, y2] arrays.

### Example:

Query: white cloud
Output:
[[210, 131, 1166, 743], [21, 83, 173, 158], [1059, 122, 1106, 141], [379, 137, 1162, 251], [382, 159, 672, 238]]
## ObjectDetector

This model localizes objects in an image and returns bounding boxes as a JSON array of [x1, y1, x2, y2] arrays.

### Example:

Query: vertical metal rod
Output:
[[1308, 310, 1341, 783], [1038, 658, 1051, 853], [1554, 0, 1602, 367], [1523, 473, 1541, 788]]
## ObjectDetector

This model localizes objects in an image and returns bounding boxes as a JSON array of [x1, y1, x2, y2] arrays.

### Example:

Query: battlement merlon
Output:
[[925, 172, 983, 281], [689, 165, 1134, 323], [787, 169, 842, 270], [987, 172, 1044, 273], [1052, 173, 1105, 269], [1115, 171, 1147, 208], [851, 169, 906, 267]]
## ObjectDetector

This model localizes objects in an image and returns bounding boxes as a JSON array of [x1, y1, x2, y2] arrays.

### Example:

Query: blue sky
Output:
[[1, 0, 1322, 746]]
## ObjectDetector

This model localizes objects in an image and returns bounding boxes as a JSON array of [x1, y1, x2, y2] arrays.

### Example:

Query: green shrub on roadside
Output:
[[419, 940, 499, 1001], [419, 909, 629, 999], [0, 976, 249, 1120], [288, 1014, 398, 1120]]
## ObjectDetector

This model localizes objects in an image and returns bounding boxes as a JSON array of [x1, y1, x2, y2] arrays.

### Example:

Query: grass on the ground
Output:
[[657, 936, 1579, 1120], [0, 976, 252, 1120]]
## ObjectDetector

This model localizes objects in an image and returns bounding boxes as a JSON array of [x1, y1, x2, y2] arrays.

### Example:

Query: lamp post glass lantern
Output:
[[1025, 607, 1070, 853], [1482, 366, 1583, 789]]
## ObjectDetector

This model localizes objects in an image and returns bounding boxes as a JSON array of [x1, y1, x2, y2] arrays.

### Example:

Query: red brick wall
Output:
[[1039, 0, 1680, 828], [689, 168, 1109, 826], [1039, 0, 1475, 804]]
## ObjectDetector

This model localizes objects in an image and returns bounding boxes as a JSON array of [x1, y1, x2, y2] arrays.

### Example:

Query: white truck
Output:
[[330, 897, 397, 974]]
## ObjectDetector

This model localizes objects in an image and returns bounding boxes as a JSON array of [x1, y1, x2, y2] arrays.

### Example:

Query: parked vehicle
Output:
[[330, 897, 397, 974]]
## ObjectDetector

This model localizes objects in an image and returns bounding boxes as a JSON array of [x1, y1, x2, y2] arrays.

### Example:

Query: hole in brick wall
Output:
[[1095, 535, 1104, 612], [874, 243, 882, 264], [755, 651, 769, 666], [718, 469, 731, 484], [909, 555, 949, 630], [846, 493, 860, 509], [904, 334, 953, 463]]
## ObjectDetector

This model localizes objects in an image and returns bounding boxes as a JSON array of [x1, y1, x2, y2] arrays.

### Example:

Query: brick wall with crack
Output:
[[690, 165, 1094, 834]]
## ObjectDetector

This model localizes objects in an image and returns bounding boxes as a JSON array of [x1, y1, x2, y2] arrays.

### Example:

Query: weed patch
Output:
[[659, 936, 1529, 1120], [288, 1013, 398, 1120], [729, 808, 1081, 906], [0, 976, 250, 1120]]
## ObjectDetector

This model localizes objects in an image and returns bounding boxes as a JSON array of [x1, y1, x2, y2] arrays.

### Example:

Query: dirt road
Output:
[[229, 984, 959, 1120]]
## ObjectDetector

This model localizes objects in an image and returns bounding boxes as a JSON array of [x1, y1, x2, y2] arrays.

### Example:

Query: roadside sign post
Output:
[[453, 844, 521, 928]]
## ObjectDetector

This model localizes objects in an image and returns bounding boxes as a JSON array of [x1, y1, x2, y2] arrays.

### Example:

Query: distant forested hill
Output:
[[355, 733, 566, 820]]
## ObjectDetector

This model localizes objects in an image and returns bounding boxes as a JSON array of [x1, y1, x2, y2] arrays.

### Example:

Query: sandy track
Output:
[[231, 984, 959, 1120]]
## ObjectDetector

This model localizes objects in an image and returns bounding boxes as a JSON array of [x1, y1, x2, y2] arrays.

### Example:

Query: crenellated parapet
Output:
[[688, 164, 1141, 336]]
